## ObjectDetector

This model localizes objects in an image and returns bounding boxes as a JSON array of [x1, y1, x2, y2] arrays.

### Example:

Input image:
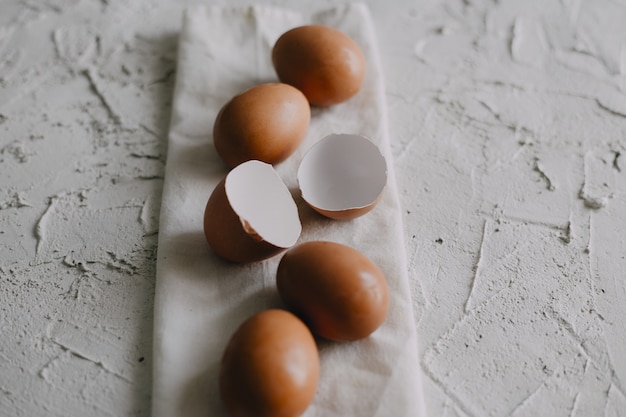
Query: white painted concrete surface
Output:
[[1, 0, 625, 416]]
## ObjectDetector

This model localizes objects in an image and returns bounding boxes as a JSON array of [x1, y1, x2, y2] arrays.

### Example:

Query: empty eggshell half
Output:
[[204, 160, 302, 263], [297, 134, 387, 220]]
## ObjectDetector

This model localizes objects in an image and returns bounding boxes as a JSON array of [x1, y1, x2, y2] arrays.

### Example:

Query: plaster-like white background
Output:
[[1, 0, 625, 416]]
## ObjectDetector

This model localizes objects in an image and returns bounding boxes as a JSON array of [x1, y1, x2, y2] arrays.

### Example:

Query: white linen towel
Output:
[[152, 4, 426, 416]]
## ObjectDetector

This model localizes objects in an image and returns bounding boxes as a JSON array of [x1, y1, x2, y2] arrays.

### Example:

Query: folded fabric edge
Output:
[[354, 5, 429, 417], [150, 3, 428, 416]]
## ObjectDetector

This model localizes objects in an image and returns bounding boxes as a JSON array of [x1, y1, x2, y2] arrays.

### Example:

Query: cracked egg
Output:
[[203, 160, 302, 263], [297, 134, 387, 220]]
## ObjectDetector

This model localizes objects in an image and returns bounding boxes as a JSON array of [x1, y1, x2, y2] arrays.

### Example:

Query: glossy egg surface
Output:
[[213, 83, 310, 167], [276, 241, 389, 341], [272, 25, 366, 106], [219, 309, 320, 417]]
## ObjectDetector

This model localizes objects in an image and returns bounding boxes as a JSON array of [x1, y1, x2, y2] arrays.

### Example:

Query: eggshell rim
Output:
[[297, 133, 388, 213], [225, 160, 302, 248]]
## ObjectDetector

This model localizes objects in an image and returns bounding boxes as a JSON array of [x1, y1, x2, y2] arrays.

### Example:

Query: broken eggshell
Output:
[[297, 134, 387, 220], [203, 160, 302, 263]]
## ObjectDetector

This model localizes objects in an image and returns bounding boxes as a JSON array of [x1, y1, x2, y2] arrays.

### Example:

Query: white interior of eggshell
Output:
[[225, 160, 301, 248], [298, 134, 388, 211]]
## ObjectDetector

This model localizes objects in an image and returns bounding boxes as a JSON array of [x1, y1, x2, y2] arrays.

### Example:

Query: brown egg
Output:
[[203, 160, 302, 263], [219, 309, 320, 417], [272, 25, 366, 106], [213, 83, 310, 167], [276, 241, 389, 341]]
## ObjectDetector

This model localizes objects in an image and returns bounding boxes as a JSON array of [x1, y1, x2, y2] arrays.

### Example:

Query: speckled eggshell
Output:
[[219, 309, 320, 417], [276, 241, 389, 341], [272, 25, 366, 106]]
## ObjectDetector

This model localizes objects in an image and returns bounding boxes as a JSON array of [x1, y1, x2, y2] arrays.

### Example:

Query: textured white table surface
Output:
[[2, 1, 626, 416]]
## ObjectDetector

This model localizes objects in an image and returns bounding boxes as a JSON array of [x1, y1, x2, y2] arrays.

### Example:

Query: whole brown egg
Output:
[[272, 25, 366, 106], [213, 83, 310, 167], [276, 241, 389, 341], [219, 309, 320, 417]]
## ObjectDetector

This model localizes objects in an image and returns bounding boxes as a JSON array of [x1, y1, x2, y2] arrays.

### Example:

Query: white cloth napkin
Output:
[[152, 4, 426, 417]]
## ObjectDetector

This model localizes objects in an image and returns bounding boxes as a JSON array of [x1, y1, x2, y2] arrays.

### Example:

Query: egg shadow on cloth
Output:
[[176, 366, 217, 417], [176, 359, 229, 417], [222, 76, 281, 99], [173, 289, 282, 417], [163, 230, 281, 308], [162, 230, 286, 415], [176, 138, 230, 183], [288, 186, 338, 241]]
